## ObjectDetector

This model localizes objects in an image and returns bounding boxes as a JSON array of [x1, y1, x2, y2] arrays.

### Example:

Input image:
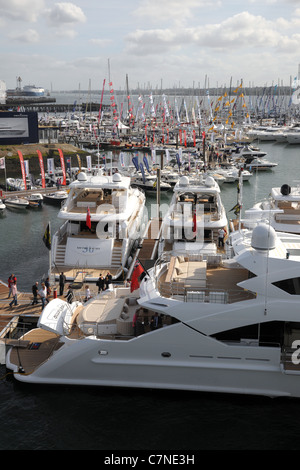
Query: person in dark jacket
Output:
[[31, 281, 39, 305], [59, 272, 66, 296], [96, 274, 105, 293], [65, 285, 74, 304]]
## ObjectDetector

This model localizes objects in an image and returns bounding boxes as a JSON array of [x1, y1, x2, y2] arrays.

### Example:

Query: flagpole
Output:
[[4, 162, 7, 192], [49, 221, 52, 277]]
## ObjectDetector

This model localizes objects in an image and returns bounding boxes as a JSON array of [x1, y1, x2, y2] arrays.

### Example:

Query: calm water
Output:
[[1, 140, 300, 451]]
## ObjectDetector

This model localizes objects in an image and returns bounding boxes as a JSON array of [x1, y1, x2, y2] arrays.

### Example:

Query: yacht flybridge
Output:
[[51, 171, 146, 281], [6, 222, 300, 398], [158, 174, 228, 257]]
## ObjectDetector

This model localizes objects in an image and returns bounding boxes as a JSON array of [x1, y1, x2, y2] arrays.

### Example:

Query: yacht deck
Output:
[[158, 258, 256, 303]]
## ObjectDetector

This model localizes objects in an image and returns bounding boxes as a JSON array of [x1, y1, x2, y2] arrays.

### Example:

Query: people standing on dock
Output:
[[38, 282, 49, 310], [45, 277, 51, 297], [65, 285, 74, 304], [105, 272, 112, 290], [9, 281, 18, 308], [59, 272, 66, 296], [84, 285, 91, 302], [31, 281, 39, 305], [96, 273, 105, 293], [8, 273, 17, 298]]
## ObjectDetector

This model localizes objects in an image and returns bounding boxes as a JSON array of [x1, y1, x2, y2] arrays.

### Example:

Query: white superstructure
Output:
[[51, 171, 146, 281], [158, 174, 228, 257]]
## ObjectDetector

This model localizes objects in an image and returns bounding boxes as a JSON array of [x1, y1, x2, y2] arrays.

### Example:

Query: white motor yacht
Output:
[[51, 171, 146, 281], [131, 174, 171, 193], [26, 192, 44, 207], [6, 223, 300, 398], [244, 184, 300, 234], [4, 197, 29, 210], [158, 174, 228, 257], [245, 158, 278, 171], [43, 190, 68, 206]]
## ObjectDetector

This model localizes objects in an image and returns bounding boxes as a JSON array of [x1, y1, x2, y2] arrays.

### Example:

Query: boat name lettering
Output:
[[76, 245, 101, 254]]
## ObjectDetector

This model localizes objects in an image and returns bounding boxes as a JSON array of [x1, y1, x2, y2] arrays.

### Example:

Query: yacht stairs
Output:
[[55, 243, 66, 266]]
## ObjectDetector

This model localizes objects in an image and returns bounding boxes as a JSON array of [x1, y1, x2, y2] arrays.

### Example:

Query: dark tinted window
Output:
[[273, 277, 300, 295]]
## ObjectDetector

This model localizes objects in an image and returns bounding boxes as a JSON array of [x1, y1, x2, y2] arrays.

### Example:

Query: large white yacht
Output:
[[244, 184, 300, 234], [6, 222, 300, 398], [158, 174, 228, 258], [51, 171, 146, 281]]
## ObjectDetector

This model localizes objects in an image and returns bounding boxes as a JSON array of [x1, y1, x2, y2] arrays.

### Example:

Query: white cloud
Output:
[[125, 11, 299, 56], [133, 0, 221, 25], [90, 38, 113, 48], [10, 29, 40, 43], [0, 0, 45, 22], [46, 2, 86, 26]]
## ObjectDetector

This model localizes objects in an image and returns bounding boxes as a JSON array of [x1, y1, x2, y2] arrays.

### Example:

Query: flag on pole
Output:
[[43, 223, 51, 250], [130, 262, 144, 292], [86, 207, 91, 229], [0, 157, 5, 169]]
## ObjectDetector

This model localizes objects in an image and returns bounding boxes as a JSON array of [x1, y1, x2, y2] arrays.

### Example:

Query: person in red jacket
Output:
[[8, 274, 17, 298]]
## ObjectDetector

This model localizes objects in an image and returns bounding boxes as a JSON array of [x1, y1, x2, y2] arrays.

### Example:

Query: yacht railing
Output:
[[0, 318, 38, 344], [157, 283, 255, 304]]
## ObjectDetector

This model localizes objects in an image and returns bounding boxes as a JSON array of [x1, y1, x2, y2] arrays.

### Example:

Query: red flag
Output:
[[130, 263, 144, 292], [17, 150, 27, 190], [58, 148, 66, 185], [86, 207, 91, 229], [36, 150, 45, 188], [192, 210, 197, 236]]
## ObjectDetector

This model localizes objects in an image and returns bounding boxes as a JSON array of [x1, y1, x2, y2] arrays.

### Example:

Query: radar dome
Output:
[[77, 172, 88, 181], [112, 172, 122, 182], [179, 176, 189, 186], [205, 176, 215, 187], [251, 223, 277, 251]]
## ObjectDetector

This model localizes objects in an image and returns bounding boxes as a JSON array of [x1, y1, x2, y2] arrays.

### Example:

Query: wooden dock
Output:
[[0, 281, 41, 330], [0, 186, 69, 200]]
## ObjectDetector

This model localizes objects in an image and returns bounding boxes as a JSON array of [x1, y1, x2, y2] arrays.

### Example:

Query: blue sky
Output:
[[1, 0, 300, 92]]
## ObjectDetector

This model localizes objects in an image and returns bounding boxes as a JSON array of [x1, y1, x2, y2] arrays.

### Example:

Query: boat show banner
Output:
[[0, 111, 38, 145], [58, 148, 66, 185], [17, 150, 27, 190], [36, 150, 46, 188]]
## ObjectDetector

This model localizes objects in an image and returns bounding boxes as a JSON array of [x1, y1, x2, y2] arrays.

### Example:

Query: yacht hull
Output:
[[5, 325, 297, 398]]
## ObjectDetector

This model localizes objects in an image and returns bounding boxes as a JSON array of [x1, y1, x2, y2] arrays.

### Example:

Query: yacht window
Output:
[[272, 277, 300, 295], [213, 321, 285, 347]]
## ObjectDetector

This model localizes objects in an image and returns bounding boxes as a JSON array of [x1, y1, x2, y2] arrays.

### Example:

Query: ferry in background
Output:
[[6, 76, 45, 98], [7, 85, 45, 97]]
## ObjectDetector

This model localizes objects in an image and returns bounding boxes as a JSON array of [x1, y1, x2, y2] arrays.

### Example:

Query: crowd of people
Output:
[[6, 270, 114, 310]]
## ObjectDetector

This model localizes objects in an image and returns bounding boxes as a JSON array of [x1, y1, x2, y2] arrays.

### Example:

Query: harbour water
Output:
[[1, 140, 300, 450]]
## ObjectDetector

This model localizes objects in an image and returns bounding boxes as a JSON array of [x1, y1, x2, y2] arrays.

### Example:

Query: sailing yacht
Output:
[[51, 171, 146, 282], [6, 222, 300, 398]]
